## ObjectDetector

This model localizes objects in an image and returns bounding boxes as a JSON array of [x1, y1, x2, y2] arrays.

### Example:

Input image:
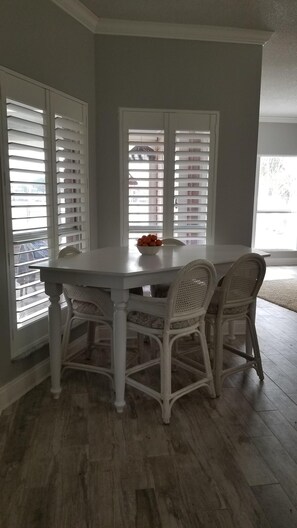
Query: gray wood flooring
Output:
[[1, 273, 297, 527]]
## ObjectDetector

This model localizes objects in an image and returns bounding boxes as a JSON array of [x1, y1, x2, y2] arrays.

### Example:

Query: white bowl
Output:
[[136, 245, 161, 255]]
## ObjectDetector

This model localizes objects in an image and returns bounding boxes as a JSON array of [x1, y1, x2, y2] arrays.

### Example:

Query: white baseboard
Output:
[[267, 257, 297, 266], [0, 358, 50, 414]]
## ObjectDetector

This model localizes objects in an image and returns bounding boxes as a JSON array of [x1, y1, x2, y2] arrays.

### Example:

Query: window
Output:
[[120, 109, 218, 246], [0, 71, 89, 358], [253, 156, 297, 250]]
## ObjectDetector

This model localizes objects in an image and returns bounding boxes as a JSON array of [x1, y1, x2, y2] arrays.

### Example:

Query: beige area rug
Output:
[[258, 279, 297, 312]]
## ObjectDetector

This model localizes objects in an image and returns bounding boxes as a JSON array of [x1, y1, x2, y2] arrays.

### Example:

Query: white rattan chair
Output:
[[150, 238, 185, 298], [161, 238, 185, 246], [206, 253, 266, 396], [59, 246, 114, 383], [126, 259, 217, 423]]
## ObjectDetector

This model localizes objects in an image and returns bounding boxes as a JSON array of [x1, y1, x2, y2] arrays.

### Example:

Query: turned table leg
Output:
[[111, 289, 129, 413], [45, 282, 63, 399]]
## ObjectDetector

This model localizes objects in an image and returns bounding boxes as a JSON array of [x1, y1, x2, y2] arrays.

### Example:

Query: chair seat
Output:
[[207, 288, 249, 315], [150, 284, 170, 298], [207, 302, 249, 316], [128, 310, 199, 330], [72, 300, 105, 316]]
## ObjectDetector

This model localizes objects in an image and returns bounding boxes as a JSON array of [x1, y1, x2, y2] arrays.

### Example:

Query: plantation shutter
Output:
[[173, 130, 210, 244], [1, 72, 89, 359], [7, 98, 50, 328], [51, 93, 89, 253], [2, 75, 51, 336], [121, 109, 218, 246], [128, 129, 164, 244]]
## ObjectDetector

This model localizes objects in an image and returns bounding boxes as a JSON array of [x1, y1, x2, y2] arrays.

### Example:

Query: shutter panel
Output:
[[128, 129, 164, 244], [173, 130, 210, 245], [54, 108, 89, 253], [1, 72, 90, 358], [6, 98, 50, 329], [122, 109, 218, 247]]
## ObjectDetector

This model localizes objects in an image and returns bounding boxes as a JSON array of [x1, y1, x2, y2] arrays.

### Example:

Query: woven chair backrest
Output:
[[166, 259, 217, 323], [58, 246, 81, 305], [57, 246, 112, 319], [220, 253, 266, 308], [58, 245, 81, 258], [162, 238, 185, 246]]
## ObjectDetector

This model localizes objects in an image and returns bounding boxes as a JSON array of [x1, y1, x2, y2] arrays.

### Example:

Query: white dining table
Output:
[[31, 244, 269, 412]]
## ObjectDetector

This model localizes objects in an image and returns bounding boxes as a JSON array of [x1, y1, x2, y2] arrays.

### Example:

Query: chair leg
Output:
[[198, 323, 216, 398], [161, 334, 171, 424], [247, 316, 264, 380], [228, 321, 236, 341], [205, 319, 214, 362], [213, 321, 224, 397], [86, 321, 96, 358], [61, 312, 72, 361], [137, 333, 146, 363]]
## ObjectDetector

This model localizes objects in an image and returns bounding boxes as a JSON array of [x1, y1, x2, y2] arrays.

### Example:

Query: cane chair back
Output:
[[219, 255, 266, 312], [126, 259, 217, 423], [162, 238, 185, 246], [206, 253, 266, 395], [150, 238, 185, 298], [166, 259, 215, 324]]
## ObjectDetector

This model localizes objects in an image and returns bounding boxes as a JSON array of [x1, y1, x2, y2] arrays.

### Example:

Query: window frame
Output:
[[0, 67, 90, 359], [252, 154, 297, 254], [119, 108, 219, 247]]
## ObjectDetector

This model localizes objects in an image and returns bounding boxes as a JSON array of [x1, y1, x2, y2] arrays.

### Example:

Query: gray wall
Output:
[[0, 0, 96, 384], [0, 4, 264, 387], [94, 35, 263, 247], [258, 122, 297, 155]]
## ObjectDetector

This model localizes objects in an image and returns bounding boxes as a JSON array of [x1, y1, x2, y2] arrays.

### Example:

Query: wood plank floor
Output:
[[1, 273, 297, 527]]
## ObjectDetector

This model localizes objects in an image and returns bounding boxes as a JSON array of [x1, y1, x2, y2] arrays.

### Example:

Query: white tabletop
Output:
[[31, 244, 270, 290]]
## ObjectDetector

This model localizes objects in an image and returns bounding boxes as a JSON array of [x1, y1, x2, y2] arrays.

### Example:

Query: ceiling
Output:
[[78, 0, 297, 119]]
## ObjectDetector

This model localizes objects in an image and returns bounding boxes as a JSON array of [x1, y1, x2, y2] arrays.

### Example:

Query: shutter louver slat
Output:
[[8, 116, 45, 136], [7, 130, 45, 146], [55, 128, 85, 142]]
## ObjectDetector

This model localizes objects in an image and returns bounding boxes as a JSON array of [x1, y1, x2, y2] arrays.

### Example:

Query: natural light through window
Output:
[[254, 156, 297, 250]]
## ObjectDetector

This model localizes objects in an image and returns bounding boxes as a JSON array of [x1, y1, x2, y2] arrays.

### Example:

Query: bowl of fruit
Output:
[[136, 234, 163, 255]]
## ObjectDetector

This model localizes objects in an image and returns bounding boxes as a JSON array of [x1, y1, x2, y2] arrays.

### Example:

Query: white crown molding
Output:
[[95, 18, 273, 45], [51, 0, 273, 45], [51, 0, 97, 32], [260, 116, 297, 123]]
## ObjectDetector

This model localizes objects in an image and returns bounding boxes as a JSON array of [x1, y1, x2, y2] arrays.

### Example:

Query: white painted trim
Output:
[[251, 156, 261, 248], [266, 257, 297, 266], [51, 1, 273, 45], [51, 0, 97, 32], [95, 19, 272, 45], [260, 116, 297, 123], [0, 359, 50, 414]]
